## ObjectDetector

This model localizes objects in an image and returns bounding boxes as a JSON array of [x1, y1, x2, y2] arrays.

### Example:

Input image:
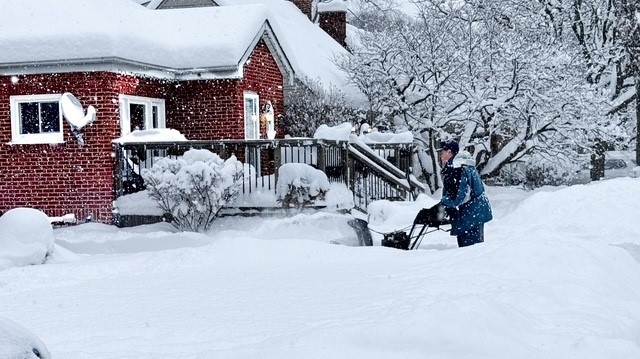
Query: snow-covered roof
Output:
[[0, 0, 289, 81], [0, 0, 366, 104], [147, 0, 367, 104], [317, 0, 349, 13]]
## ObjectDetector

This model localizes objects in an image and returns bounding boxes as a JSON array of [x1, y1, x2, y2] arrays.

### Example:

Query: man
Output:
[[438, 140, 492, 247]]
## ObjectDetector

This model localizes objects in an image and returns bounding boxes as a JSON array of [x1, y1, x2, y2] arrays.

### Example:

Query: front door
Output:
[[244, 92, 260, 176]]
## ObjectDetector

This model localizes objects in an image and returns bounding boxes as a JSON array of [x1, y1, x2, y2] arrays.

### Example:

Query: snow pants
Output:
[[457, 224, 484, 248]]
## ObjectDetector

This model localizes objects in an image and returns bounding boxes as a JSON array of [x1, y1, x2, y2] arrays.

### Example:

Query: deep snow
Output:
[[1, 178, 640, 358]]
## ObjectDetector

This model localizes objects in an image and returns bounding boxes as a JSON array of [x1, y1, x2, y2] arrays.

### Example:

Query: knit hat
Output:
[[437, 139, 459, 155]]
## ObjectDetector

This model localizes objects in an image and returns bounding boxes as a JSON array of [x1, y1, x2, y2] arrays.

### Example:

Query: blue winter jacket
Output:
[[441, 152, 493, 235]]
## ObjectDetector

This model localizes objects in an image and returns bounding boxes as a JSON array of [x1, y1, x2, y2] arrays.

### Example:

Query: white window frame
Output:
[[10, 94, 64, 145], [243, 92, 260, 140], [119, 94, 166, 136]]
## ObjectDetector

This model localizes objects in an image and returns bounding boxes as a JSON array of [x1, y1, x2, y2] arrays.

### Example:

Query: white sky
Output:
[[1, 177, 640, 358]]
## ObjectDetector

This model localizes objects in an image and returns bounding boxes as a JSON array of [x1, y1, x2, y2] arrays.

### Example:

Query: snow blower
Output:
[[380, 204, 449, 250]]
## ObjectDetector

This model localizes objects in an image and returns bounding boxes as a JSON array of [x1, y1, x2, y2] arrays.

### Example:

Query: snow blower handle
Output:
[[413, 204, 449, 228], [433, 203, 451, 227]]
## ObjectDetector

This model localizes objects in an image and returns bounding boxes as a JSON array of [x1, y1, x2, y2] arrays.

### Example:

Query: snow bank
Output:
[[0, 316, 50, 359], [0, 208, 54, 270], [114, 190, 164, 216], [499, 178, 640, 244], [3, 181, 640, 358]]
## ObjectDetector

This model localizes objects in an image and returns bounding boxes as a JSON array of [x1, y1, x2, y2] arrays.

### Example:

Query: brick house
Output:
[[0, 0, 352, 222]]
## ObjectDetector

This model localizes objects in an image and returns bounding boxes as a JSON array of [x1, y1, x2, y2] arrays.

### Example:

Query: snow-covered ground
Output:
[[2, 178, 640, 358]]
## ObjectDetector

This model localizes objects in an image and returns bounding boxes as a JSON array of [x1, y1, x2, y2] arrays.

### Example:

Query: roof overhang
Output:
[[0, 57, 240, 80], [0, 22, 294, 85]]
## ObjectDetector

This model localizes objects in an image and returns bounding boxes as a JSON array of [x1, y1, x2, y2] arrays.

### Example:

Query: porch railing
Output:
[[112, 138, 420, 214]]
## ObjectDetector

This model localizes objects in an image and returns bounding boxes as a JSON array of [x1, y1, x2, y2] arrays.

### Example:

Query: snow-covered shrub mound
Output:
[[276, 163, 330, 208], [142, 149, 243, 232], [0, 317, 50, 359], [499, 178, 640, 243], [313, 122, 353, 141], [0, 208, 54, 271]]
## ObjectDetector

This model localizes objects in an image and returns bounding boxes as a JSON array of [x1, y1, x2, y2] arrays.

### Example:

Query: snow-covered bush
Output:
[[276, 163, 330, 208], [0, 316, 51, 359], [142, 149, 243, 232], [487, 153, 581, 188], [0, 208, 54, 271]]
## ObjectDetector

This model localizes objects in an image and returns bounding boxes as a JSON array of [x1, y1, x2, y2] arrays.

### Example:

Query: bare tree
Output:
[[342, 0, 611, 189], [618, 0, 640, 164]]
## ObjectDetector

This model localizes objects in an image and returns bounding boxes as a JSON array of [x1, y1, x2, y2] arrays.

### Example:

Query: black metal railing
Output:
[[112, 138, 418, 213]]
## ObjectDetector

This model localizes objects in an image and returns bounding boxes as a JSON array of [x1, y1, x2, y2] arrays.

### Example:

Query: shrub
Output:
[[142, 149, 243, 232], [276, 163, 330, 208], [0, 208, 54, 270]]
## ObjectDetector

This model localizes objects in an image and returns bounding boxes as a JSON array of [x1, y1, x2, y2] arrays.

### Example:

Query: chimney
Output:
[[289, 0, 313, 19], [317, 1, 348, 48]]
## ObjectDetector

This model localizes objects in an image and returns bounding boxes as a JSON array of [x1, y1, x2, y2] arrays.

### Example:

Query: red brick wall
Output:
[[240, 39, 285, 138], [165, 79, 239, 139], [0, 73, 172, 222], [0, 39, 285, 223], [0, 73, 120, 222], [167, 39, 284, 140], [289, 0, 312, 18]]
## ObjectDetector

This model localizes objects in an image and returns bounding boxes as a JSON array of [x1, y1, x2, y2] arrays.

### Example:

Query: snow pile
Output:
[[53, 222, 211, 255], [313, 122, 414, 144], [276, 163, 331, 207], [113, 128, 188, 143], [313, 122, 353, 141], [0, 317, 50, 359], [358, 130, 413, 144], [0, 208, 54, 271], [317, 0, 348, 12], [113, 190, 164, 216], [499, 178, 640, 243]]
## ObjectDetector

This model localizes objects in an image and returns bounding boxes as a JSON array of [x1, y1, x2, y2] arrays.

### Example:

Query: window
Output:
[[10, 94, 64, 144], [244, 92, 259, 140], [119, 95, 166, 136]]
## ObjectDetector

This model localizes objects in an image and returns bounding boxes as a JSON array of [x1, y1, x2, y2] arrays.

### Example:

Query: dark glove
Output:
[[432, 202, 450, 225], [445, 207, 458, 219]]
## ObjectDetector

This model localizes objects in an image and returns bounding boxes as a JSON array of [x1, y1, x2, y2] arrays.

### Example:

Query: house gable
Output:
[[166, 38, 285, 140]]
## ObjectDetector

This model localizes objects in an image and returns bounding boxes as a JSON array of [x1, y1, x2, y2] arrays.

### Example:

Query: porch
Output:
[[112, 138, 425, 226]]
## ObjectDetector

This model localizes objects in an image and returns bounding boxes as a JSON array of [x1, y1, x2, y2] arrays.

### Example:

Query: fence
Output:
[[112, 138, 418, 215]]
